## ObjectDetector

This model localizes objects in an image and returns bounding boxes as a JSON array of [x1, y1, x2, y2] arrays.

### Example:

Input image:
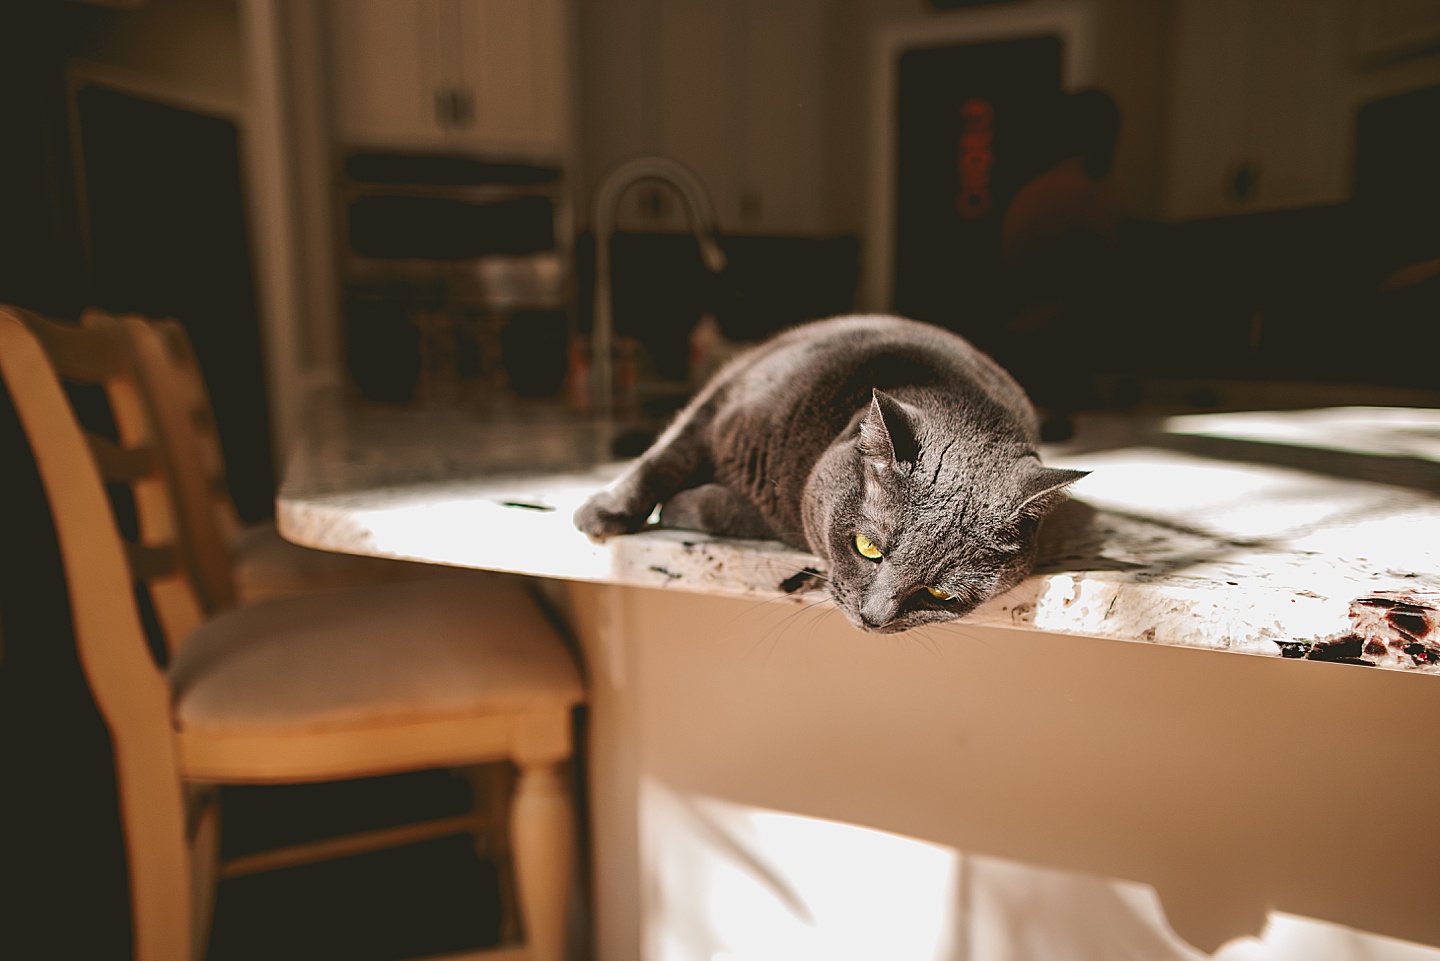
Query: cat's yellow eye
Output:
[[854, 533, 883, 560], [925, 586, 958, 601]]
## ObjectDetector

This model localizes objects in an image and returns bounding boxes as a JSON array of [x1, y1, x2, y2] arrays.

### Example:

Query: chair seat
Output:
[[170, 573, 584, 783], [230, 520, 442, 605]]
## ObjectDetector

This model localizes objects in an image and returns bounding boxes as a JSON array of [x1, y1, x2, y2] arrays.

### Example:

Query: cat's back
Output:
[[703, 315, 1038, 536], [721, 314, 1034, 430]]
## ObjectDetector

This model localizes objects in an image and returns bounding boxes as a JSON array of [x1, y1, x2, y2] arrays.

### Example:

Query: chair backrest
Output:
[[0, 306, 196, 961], [87, 310, 237, 621], [149, 315, 246, 545]]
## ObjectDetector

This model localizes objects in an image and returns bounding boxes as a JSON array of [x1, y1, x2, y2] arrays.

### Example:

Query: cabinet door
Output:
[[1164, 0, 1347, 219], [329, 0, 452, 150], [578, 0, 826, 233], [738, 0, 826, 234], [655, 0, 742, 228], [1163, 0, 1254, 219], [455, 0, 568, 156], [647, 0, 826, 233], [1243, 0, 1346, 211]]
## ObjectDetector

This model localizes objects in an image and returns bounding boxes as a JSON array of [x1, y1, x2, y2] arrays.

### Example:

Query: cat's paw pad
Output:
[[573, 490, 653, 541]]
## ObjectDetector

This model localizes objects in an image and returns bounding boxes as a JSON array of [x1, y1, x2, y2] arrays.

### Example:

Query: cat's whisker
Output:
[[910, 626, 948, 662], [727, 596, 817, 645], [764, 595, 833, 651], [710, 600, 816, 666], [741, 594, 820, 652], [777, 596, 835, 665], [751, 608, 809, 665], [939, 620, 998, 650], [802, 601, 838, 649]]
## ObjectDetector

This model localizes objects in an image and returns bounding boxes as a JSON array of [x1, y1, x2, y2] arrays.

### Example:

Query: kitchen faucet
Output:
[[590, 157, 727, 422]]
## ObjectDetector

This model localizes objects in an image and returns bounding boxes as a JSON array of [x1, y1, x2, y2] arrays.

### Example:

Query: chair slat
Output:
[[125, 542, 182, 581], [87, 434, 158, 483], [12, 306, 124, 382]]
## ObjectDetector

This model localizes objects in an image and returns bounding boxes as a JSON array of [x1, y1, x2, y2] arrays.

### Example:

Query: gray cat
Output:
[[574, 314, 1086, 633]]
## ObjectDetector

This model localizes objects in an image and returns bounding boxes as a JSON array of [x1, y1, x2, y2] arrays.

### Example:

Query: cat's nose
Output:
[[860, 597, 898, 630]]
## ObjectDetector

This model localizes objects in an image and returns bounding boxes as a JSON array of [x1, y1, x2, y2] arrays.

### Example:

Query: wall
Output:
[[64, 0, 244, 116]]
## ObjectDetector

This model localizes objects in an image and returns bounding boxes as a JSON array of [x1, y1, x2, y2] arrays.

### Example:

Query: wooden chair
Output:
[[108, 308, 545, 946], [111, 306, 553, 940], [0, 306, 584, 961], [99, 309, 438, 606]]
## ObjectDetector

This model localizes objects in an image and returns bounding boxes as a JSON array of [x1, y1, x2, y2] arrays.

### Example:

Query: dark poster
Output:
[[893, 34, 1063, 346], [78, 86, 275, 522]]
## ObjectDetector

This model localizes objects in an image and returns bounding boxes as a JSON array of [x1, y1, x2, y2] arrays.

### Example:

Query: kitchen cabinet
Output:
[[1356, 0, 1440, 64], [580, 0, 828, 235], [1163, 0, 1349, 219], [327, 0, 569, 159]]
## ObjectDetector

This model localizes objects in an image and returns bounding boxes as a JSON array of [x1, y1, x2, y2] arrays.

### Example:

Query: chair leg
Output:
[[465, 763, 523, 945], [509, 761, 574, 961]]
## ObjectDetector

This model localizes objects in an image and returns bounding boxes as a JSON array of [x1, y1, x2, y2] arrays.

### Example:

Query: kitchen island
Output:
[[279, 400, 1440, 961]]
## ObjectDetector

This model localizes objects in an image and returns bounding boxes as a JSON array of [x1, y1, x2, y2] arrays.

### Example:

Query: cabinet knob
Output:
[[434, 87, 475, 129], [1226, 160, 1260, 203]]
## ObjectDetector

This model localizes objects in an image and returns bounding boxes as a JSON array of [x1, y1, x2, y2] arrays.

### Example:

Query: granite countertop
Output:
[[278, 401, 1440, 675]]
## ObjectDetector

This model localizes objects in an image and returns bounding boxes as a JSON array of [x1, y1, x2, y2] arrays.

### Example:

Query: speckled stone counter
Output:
[[278, 402, 1440, 675], [279, 400, 1440, 961]]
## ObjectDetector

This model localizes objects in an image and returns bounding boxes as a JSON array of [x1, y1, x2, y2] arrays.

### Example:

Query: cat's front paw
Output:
[[574, 488, 654, 541]]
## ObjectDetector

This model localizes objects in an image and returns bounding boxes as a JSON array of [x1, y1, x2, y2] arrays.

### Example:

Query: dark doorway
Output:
[[1355, 82, 1440, 270], [77, 85, 275, 522], [893, 34, 1064, 347]]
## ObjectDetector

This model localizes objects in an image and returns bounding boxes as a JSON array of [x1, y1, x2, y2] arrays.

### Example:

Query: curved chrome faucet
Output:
[[591, 157, 727, 421]]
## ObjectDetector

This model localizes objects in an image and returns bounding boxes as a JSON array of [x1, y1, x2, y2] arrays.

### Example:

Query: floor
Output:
[[206, 770, 504, 961]]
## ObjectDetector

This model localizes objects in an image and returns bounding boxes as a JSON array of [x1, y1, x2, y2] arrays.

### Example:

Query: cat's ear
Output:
[[1014, 462, 1088, 518], [858, 389, 920, 471]]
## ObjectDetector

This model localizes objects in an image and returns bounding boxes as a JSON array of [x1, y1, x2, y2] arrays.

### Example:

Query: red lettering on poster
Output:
[[956, 98, 994, 219]]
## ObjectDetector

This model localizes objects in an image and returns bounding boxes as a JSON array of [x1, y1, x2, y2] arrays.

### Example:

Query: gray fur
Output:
[[575, 314, 1085, 633]]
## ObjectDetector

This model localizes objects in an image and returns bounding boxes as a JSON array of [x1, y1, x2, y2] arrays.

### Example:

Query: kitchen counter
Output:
[[277, 398, 1440, 960], [279, 402, 1440, 676]]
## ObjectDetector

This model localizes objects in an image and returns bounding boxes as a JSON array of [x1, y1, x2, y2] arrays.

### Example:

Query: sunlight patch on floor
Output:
[[642, 781, 1440, 961]]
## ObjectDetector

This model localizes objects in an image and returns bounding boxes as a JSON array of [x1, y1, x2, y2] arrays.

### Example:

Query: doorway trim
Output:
[[862, 1, 1095, 312]]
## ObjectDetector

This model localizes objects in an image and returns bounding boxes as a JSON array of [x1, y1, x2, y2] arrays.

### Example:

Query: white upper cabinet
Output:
[[1163, 0, 1349, 219], [578, 0, 828, 235], [328, 0, 569, 159]]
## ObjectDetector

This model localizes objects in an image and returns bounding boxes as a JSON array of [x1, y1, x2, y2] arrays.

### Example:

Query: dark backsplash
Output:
[[573, 231, 862, 381]]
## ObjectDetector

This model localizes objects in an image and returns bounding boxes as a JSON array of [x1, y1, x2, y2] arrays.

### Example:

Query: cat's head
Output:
[[802, 389, 1086, 633]]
